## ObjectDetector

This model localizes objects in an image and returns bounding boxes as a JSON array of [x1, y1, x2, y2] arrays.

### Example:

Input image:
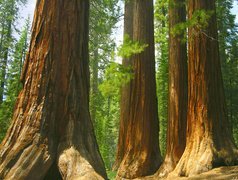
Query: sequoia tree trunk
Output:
[[116, 0, 162, 179], [157, 0, 187, 177], [171, 0, 238, 177], [113, 0, 134, 171], [0, 1, 107, 179]]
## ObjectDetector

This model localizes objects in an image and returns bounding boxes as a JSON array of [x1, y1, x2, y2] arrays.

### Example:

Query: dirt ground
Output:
[[175, 166, 238, 180], [130, 166, 238, 180]]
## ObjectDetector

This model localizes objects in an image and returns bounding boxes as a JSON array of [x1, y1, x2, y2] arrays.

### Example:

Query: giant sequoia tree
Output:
[[0, 1, 107, 179], [157, 0, 187, 177], [172, 0, 238, 176], [115, 0, 162, 179]]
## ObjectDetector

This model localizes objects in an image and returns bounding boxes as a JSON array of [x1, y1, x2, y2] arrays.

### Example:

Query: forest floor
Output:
[[123, 166, 238, 180], [166, 166, 238, 180]]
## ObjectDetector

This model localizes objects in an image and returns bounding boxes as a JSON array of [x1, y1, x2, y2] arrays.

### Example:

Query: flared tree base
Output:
[[58, 147, 104, 180], [116, 150, 161, 179], [169, 138, 238, 177], [156, 156, 178, 178]]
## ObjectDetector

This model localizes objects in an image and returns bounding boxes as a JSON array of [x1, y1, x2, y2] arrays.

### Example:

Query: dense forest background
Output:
[[0, 0, 238, 177]]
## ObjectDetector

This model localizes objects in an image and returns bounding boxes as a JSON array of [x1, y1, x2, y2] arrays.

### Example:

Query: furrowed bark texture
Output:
[[113, 0, 134, 171], [0, 0, 107, 179], [157, 0, 187, 177], [116, 0, 162, 179], [171, 0, 238, 177]]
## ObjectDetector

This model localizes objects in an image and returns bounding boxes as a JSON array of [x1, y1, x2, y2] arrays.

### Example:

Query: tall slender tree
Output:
[[0, 0, 27, 104], [154, 0, 169, 156], [0, 1, 107, 179], [217, 0, 238, 145], [0, 0, 15, 104], [115, 0, 162, 179], [172, 0, 238, 176], [89, 0, 119, 126], [0, 18, 30, 141], [157, 0, 187, 177], [89, 0, 121, 169]]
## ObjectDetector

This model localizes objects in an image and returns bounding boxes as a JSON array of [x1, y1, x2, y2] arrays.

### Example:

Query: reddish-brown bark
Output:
[[171, 0, 238, 177], [157, 0, 187, 177], [0, 1, 107, 179], [113, 0, 134, 171], [116, 0, 162, 179]]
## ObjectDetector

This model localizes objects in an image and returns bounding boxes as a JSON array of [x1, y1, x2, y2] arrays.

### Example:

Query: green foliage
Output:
[[100, 33, 148, 98], [216, 0, 238, 145], [188, 10, 214, 30], [0, 102, 13, 140], [107, 170, 117, 180], [99, 62, 133, 97], [157, 58, 168, 157], [171, 9, 214, 42], [89, 0, 121, 170], [0, 18, 30, 141], [97, 60, 132, 168], [0, 0, 28, 141], [97, 95, 119, 169], [117, 34, 148, 58], [154, 0, 169, 156]]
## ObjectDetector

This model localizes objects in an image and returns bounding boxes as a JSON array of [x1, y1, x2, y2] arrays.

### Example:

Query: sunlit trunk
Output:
[[171, 0, 238, 176]]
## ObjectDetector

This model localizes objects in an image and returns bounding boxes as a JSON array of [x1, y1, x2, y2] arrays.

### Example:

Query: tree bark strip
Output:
[[157, 0, 187, 177], [113, 0, 134, 171], [116, 0, 162, 179]]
